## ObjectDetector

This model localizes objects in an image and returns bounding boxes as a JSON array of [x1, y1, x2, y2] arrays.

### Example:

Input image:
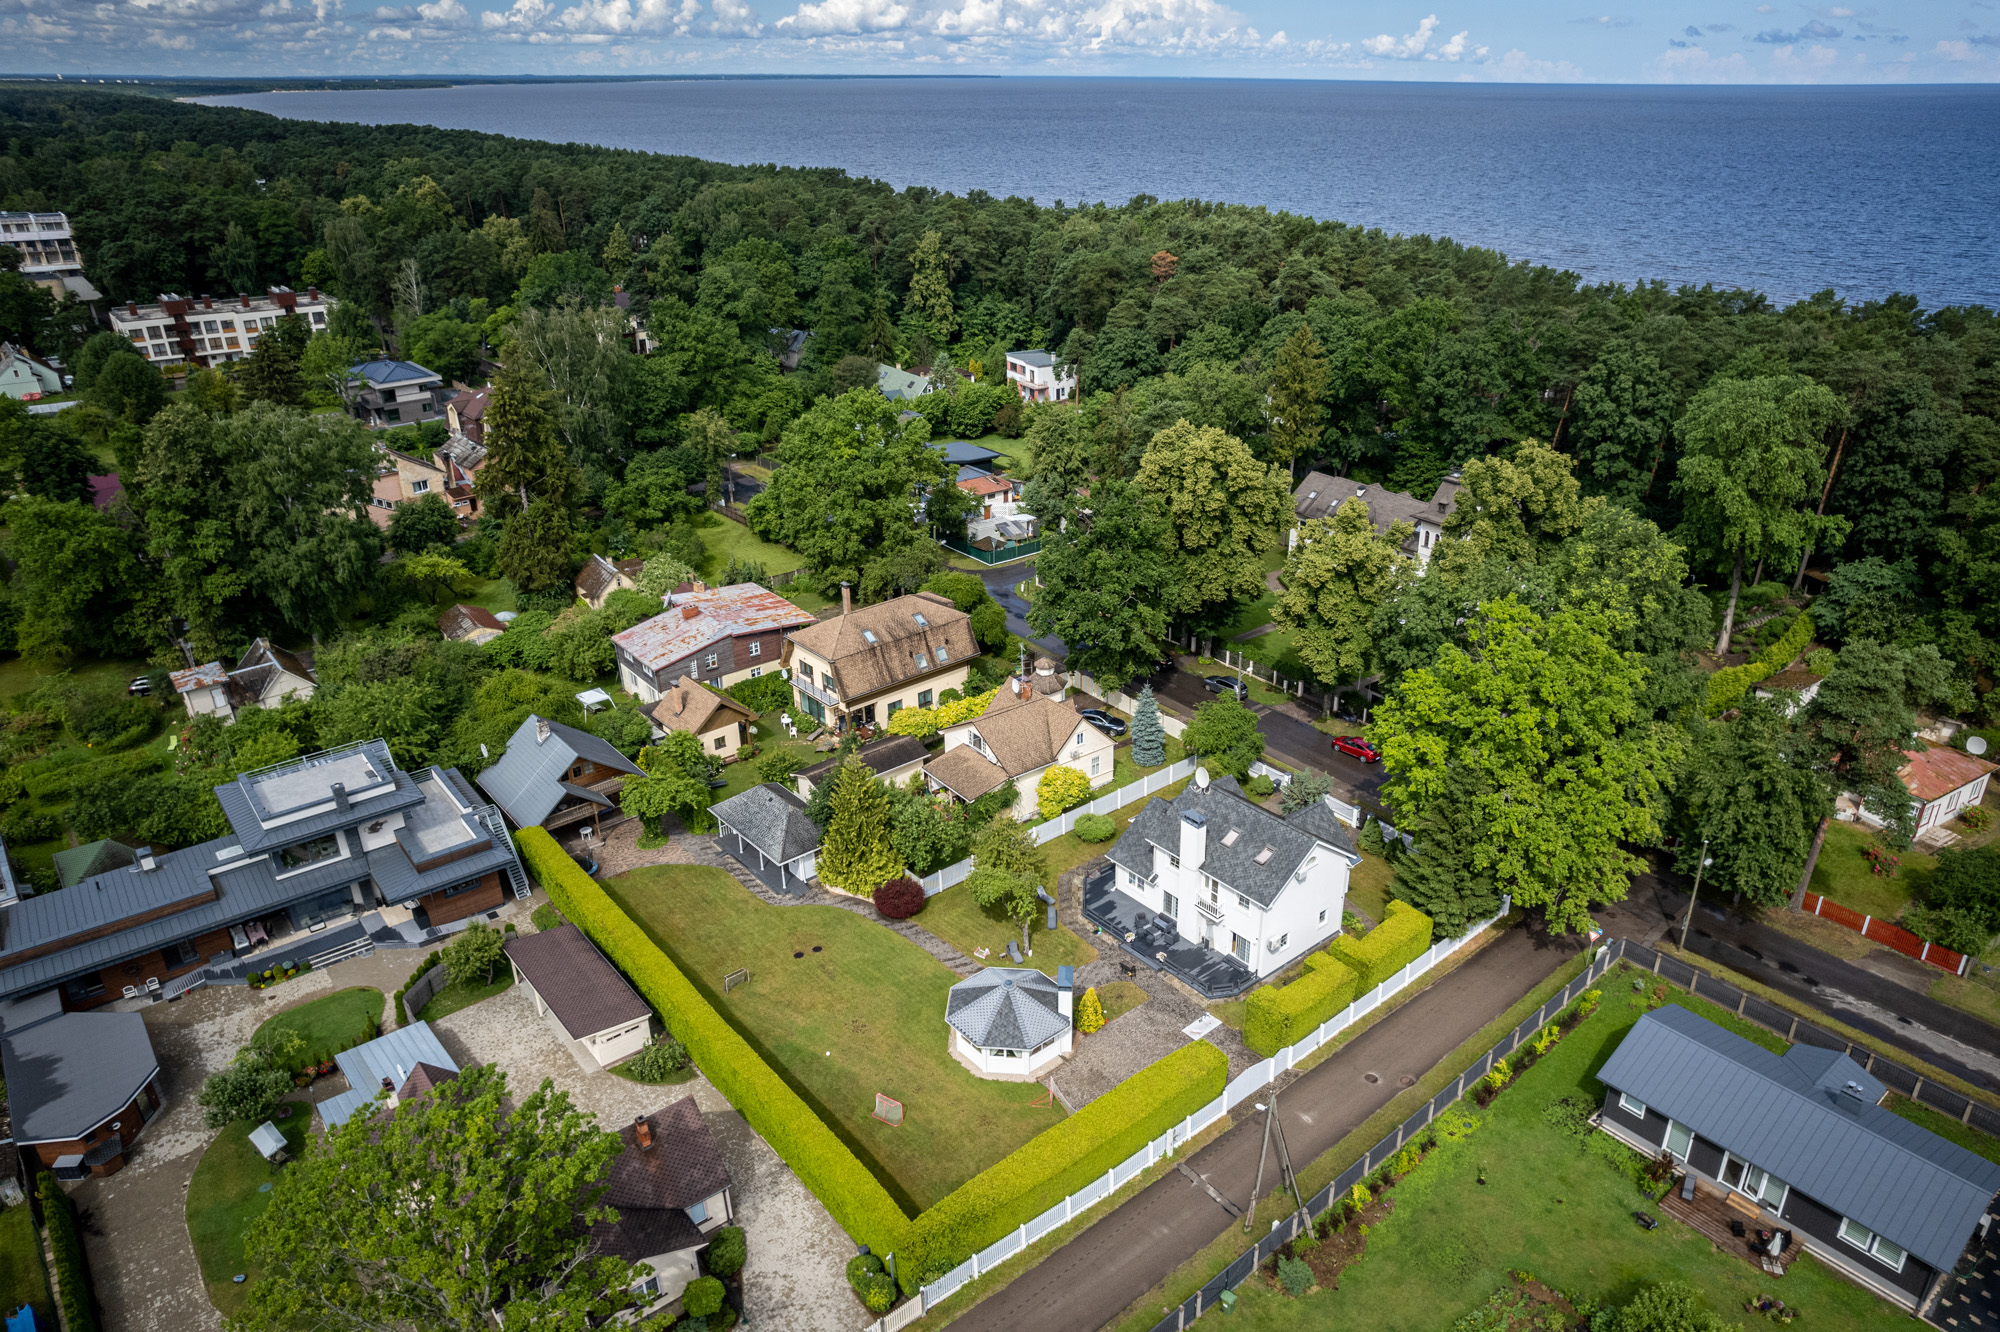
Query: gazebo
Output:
[[944, 967, 1073, 1080]]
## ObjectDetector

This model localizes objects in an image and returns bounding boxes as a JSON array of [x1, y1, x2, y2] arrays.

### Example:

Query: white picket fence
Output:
[[868, 894, 1513, 1327]]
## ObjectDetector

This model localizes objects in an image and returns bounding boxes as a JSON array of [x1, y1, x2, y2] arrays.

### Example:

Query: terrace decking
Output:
[[1661, 1175, 1799, 1277], [1082, 865, 1255, 999]]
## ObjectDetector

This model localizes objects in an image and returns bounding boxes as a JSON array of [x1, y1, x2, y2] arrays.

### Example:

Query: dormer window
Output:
[[971, 732, 987, 753], [936, 645, 950, 662], [913, 612, 929, 627]]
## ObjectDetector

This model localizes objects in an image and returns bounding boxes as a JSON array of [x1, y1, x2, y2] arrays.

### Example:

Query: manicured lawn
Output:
[[1094, 979, 1148, 1025], [1043, 778, 1192, 884], [697, 514, 807, 579], [1885, 1092, 2000, 1166], [1214, 972, 1908, 1332], [1108, 734, 1187, 791], [1806, 820, 1934, 921], [918, 883, 1099, 975], [600, 864, 1065, 1211], [187, 1110, 311, 1315], [464, 576, 518, 615], [252, 987, 383, 1061], [609, 1056, 702, 1087], [0, 651, 152, 705], [420, 971, 513, 1021], [1345, 851, 1395, 927], [0, 1201, 54, 1330], [711, 735, 819, 806]]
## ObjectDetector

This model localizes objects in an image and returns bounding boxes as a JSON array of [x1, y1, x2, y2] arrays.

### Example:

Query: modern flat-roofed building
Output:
[[1004, 349, 1076, 403], [0, 212, 90, 299], [107, 287, 333, 368]]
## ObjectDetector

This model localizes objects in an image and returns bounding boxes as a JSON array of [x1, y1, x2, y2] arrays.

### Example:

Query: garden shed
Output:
[[504, 924, 653, 1070]]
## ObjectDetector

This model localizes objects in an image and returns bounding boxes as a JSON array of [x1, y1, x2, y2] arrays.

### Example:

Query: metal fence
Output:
[[1168, 632, 1336, 712], [944, 536, 1042, 565], [1071, 677, 1189, 739]]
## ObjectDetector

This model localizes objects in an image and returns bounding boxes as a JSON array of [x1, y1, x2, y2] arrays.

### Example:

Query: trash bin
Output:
[[1218, 1289, 1237, 1314]]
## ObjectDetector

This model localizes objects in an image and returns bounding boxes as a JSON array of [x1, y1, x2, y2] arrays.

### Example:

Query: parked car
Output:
[[128, 676, 152, 697], [1077, 708, 1128, 738], [1202, 675, 1249, 700], [1330, 735, 1381, 763]]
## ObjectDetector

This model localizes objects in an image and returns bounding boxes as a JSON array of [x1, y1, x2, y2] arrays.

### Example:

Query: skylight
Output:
[[1254, 847, 1274, 865], [913, 652, 929, 668], [861, 629, 878, 644], [1221, 829, 1240, 847], [913, 612, 929, 627], [936, 646, 950, 661]]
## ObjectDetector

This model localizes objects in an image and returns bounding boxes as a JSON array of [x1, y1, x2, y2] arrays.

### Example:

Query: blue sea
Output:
[[204, 78, 2000, 309]]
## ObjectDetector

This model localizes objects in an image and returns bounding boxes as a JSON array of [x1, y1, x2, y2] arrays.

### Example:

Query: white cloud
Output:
[[1361, 12, 1438, 57]]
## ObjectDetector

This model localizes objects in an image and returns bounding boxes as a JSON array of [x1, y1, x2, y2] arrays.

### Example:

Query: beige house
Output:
[[785, 587, 976, 735], [437, 603, 506, 646], [591, 1098, 736, 1313], [576, 553, 646, 609], [648, 680, 758, 761], [924, 677, 1117, 822], [168, 639, 317, 723], [368, 439, 482, 529]]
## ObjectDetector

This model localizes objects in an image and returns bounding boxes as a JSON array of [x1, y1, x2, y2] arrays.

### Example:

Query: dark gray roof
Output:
[[798, 734, 930, 787], [1598, 1005, 2000, 1272], [1010, 350, 1056, 368], [1291, 471, 1459, 549], [216, 740, 424, 855], [475, 716, 644, 828], [1283, 799, 1358, 855], [946, 967, 1068, 1050], [321, 1021, 459, 1128], [1, 1009, 159, 1142], [711, 784, 820, 866], [505, 925, 651, 1039], [938, 441, 1002, 466], [1106, 776, 1357, 909]]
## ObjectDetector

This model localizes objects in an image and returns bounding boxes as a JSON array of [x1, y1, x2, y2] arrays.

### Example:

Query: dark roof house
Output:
[[0, 993, 164, 1177], [438, 603, 506, 646], [505, 924, 653, 1069], [475, 715, 645, 831], [1290, 470, 1460, 565], [591, 1097, 736, 1311], [794, 734, 929, 798], [52, 839, 137, 890], [711, 783, 820, 898]]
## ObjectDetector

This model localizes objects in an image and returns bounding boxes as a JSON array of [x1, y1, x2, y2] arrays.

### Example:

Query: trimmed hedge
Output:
[[1706, 609, 1814, 717], [1243, 953, 1359, 1056], [1327, 900, 1433, 992], [516, 828, 913, 1255], [38, 1172, 98, 1332], [901, 1040, 1226, 1288]]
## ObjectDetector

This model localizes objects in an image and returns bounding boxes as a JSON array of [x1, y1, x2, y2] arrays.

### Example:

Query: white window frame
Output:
[[1837, 1217, 1907, 1272], [1663, 1119, 1694, 1162], [1618, 1091, 1648, 1119], [1091, 755, 1101, 776], [747, 641, 761, 657]]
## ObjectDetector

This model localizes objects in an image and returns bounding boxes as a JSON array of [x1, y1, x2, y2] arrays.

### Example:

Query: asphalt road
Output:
[[973, 560, 1069, 663], [947, 925, 1581, 1332]]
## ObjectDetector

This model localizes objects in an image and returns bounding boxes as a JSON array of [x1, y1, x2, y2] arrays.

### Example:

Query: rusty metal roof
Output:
[[1900, 746, 1997, 803], [170, 661, 228, 692], [611, 583, 818, 671]]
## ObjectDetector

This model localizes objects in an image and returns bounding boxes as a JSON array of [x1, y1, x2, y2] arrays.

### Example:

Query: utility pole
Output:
[[1243, 1097, 1275, 1233], [1678, 838, 1714, 951], [1271, 1094, 1308, 1219]]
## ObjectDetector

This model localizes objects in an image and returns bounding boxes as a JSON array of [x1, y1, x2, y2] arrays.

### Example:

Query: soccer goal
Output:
[[872, 1093, 904, 1127], [723, 968, 750, 993]]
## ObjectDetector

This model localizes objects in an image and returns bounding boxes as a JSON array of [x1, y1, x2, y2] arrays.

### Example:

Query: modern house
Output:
[[613, 583, 819, 704], [792, 734, 930, 801], [1597, 1004, 2000, 1313], [0, 740, 529, 1011], [958, 471, 1023, 520], [938, 441, 1004, 472], [368, 437, 483, 526], [711, 784, 821, 897], [475, 715, 645, 835], [317, 1021, 460, 1130], [785, 588, 976, 734], [1289, 471, 1461, 567], [876, 363, 928, 402], [1004, 350, 1075, 403], [646, 680, 756, 761], [0, 992, 163, 1178], [169, 638, 318, 724], [1899, 746, 1995, 838], [505, 924, 653, 1071], [593, 1098, 736, 1314], [770, 327, 811, 372], [108, 288, 332, 368], [438, 603, 507, 647], [446, 385, 491, 443], [0, 342, 63, 400], [925, 678, 1117, 823], [0, 211, 88, 297], [1090, 772, 1358, 997], [348, 359, 447, 429], [577, 553, 646, 609], [945, 966, 1073, 1079]]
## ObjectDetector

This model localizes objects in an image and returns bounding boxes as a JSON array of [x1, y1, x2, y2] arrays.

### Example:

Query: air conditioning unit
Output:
[[1267, 938, 1284, 953]]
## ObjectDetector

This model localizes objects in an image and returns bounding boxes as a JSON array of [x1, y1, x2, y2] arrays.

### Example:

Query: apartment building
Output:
[[107, 288, 334, 369], [0, 211, 95, 300]]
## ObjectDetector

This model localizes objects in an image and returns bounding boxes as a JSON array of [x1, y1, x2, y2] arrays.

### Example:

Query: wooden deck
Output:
[[1662, 1177, 1799, 1277]]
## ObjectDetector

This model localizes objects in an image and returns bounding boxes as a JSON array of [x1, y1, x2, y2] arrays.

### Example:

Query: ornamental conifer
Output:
[[1130, 684, 1167, 767], [816, 756, 903, 895], [1075, 986, 1106, 1034]]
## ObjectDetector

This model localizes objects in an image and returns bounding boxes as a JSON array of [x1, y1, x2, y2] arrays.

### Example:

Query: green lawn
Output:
[[0, 652, 153, 706], [1806, 820, 1934, 921], [1346, 851, 1396, 927], [464, 577, 518, 615], [253, 987, 383, 1062], [711, 734, 820, 806], [918, 883, 1099, 976], [599, 864, 1065, 1211], [1214, 972, 1909, 1332], [1885, 1092, 2000, 1166], [0, 1202, 54, 1330], [1094, 979, 1148, 1025], [697, 514, 807, 579], [1043, 778, 1193, 884], [187, 1110, 311, 1315], [419, 971, 513, 1021]]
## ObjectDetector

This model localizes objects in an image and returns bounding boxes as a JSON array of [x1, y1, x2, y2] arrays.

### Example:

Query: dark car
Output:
[[1330, 735, 1381, 764], [1077, 708, 1128, 738], [1202, 675, 1249, 700], [128, 676, 152, 697]]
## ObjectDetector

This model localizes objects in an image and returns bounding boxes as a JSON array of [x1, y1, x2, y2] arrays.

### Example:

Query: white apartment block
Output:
[[1004, 349, 1076, 403], [0, 212, 82, 280], [107, 288, 334, 369]]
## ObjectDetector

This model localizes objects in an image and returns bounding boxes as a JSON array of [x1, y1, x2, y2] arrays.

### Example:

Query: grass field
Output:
[[1043, 777, 1193, 884], [599, 863, 1065, 1211], [1213, 974, 1910, 1332], [1345, 851, 1395, 926], [918, 883, 1098, 976], [420, 971, 513, 1021], [1094, 979, 1148, 1025], [0, 1202, 54, 1330], [464, 577, 518, 615], [1806, 820, 1935, 921], [252, 987, 383, 1060], [187, 1110, 311, 1315], [698, 513, 807, 579]]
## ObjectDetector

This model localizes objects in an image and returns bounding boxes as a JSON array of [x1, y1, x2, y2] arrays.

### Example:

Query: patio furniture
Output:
[[1006, 940, 1023, 964], [230, 925, 250, 951], [246, 920, 268, 947], [121, 986, 140, 1000], [144, 977, 161, 994], [1681, 1173, 1696, 1201]]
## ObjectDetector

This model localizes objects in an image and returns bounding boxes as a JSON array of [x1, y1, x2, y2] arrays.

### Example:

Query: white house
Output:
[[1900, 746, 1996, 837], [1004, 349, 1075, 403], [1099, 772, 1357, 983], [503, 924, 653, 1071], [1288, 471, 1461, 567], [945, 966, 1074, 1080], [924, 677, 1116, 823], [168, 639, 317, 724], [593, 1098, 736, 1314]]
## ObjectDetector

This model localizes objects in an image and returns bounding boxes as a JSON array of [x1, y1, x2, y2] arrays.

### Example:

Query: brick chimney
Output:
[[306, 287, 320, 302], [681, 604, 700, 621], [126, 302, 138, 317], [202, 294, 213, 310], [634, 1114, 654, 1150], [240, 293, 251, 309], [840, 581, 853, 616]]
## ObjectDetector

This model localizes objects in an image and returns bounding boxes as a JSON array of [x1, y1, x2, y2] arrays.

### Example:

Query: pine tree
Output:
[[1390, 765, 1500, 940], [817, 756, 904, 895], [601, 221, 633, 285], [1266, 324, 1330, 481], [1130, 684, 1167, 767], [1075, 986, 1105, 1034], [476, 365, 569, 514], [496, 497, 574, 594]]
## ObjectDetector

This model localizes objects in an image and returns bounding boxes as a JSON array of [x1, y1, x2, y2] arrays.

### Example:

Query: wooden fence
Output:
[[1800, 891, 1971, 975]]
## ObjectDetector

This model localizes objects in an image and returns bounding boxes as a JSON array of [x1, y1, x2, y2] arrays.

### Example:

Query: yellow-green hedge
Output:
[[1326, 900, 1434, 992], [1243, 952, 1359, 1056], [516, 828, 913, 1253], [1706, 609, 1814, 717], [902, 1039, 1226, 1288]]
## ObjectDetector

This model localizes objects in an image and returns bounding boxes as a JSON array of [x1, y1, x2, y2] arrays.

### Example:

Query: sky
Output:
[[6, 0, 2000, 83]]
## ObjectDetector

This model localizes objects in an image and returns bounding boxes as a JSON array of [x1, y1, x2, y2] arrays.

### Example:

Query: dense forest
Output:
[[0, 86, 1996, 939]]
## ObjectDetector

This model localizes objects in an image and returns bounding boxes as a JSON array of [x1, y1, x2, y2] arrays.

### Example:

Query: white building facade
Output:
[[1005, 349, 1076, 403], [108, 288, 333, 369], [0, 212, 83, 284]]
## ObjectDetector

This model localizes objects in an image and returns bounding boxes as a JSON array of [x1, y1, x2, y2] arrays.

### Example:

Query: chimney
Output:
[[681, 605, 701, 621], [306, 287, 320, 301], [126, 302, 137, 317], [634, 1114, 654, 1150], [840, 581, 853, 616], [1057, 965, 1074, 1018], [330, 782, 349, 811], [535, 716, 552, 745], [203, 294, 213, 310], [240, 293, 251, 309], [1179, 809, 1208, 872], [382, 1075, 399, 1111]]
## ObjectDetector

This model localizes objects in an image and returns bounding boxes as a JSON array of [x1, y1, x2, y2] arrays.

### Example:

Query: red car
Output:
[[1330, 735, 1381, 764]]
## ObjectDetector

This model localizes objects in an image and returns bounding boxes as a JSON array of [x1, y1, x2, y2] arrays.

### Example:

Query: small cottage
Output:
[[504, 924, 653, 1070], [593, 1098, 736, 1314], [476, 715, 645, 834], [647, 679, 757, 761], [1899, 746, 1995, 837]]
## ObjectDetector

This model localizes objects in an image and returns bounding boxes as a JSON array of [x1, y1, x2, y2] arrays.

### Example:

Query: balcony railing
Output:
[[791, 673, 841, 710], [1194, 897, 1224, 923]]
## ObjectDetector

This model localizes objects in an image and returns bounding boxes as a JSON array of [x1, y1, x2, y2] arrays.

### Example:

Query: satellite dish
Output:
[[1195, 766, 1210, 790], [1970, 736, 1989, 757]]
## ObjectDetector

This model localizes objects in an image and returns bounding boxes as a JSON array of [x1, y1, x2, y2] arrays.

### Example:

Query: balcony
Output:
[[791, 672, 841, 711], [1194, 897, 1225, 923]]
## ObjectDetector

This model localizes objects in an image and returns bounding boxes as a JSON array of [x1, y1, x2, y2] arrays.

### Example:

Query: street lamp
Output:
[[1678, 838, 1714, 951]]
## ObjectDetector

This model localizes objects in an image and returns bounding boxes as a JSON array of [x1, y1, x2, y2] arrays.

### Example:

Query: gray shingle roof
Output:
[[946, 967, 1068, 1050], [798, 734, 929, 787], [1598, 1005, 2000, 1272], [0, 1009, 159, 1142], [711, 783, 820, 866], [475, 716, 644, 828], [1105, 776, 1357, 909]]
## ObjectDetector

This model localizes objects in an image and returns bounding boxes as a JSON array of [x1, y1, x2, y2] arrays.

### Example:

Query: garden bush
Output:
[[1073, 813, 1116, 842], [391, 950, 442, 1022], [1705, 609, 1815, 717], [517, 828, 913, 1255], [901, 1040, 1226, 1287], [1326, 900, 1433, 992], [531, 903, 564, 932], [683, 1275, 726, 1317], [1247, 774, 1277, 798], [38, 1172, 98, 1332], [1036, 765, 1092, 820], [0, 804, 60, 844], [623, 1035, 691, 1081], [705, 1225, 747, 1277], [872, 877, 925, 919], [727, 672, 793, 717], [1243, 953, 1360, 1056]]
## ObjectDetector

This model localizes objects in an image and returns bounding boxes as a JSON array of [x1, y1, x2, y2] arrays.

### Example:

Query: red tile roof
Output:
[[1900, 746, 1997, 803], [957, 473, 1015, 496]]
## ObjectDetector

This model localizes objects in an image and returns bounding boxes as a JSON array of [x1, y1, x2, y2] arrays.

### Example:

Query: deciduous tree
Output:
[[1674, 697, 1829, 906], [1274, 497, 1414, 687], [1134, 420, 1291, 621], [1026, 479, 1172, 689], [1183, 695, 1264, 779]]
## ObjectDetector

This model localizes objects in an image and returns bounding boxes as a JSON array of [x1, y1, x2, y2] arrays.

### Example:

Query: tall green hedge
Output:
[[1326, 900, 1434, 992], [1706, 609, 1815, 717], [516, 828, 914, 1255], [1243, 953, 1359, 1056], [901, 1039, 1226, 1289], [38, 1172, 98, 1332]]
